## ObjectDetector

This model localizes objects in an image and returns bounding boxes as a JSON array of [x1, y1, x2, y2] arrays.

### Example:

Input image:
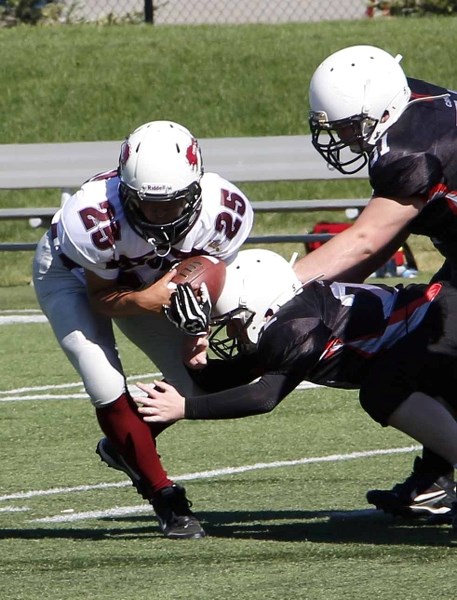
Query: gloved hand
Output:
[[164, 282, 211, 336]]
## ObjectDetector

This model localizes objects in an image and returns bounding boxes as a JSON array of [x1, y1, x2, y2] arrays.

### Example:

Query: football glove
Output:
[[165, 282, 211, 336]]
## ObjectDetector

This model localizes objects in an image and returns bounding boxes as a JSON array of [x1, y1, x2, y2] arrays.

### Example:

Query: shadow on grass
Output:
[[0, 508, 455, 547], [201, 508, 455, 547]]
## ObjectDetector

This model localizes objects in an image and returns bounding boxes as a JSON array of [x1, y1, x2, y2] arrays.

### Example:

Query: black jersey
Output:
[[369, 78, 457, 262], [256, 280, 439, 387], [186, 280, 447, 422]]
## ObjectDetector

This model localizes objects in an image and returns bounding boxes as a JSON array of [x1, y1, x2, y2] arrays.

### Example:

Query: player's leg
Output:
[[359, 324, 456, 519], [112, 313, 208, 538], [115, 312, 206, 397], [95, 398, 204, 539], [381, 392, 457, 518], [32, 232, 204, 538]]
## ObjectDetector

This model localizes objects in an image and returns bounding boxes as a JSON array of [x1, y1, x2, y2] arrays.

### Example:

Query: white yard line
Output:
[[0, 308, 48, 325], [1, 321, 413, 524], [0, 315, 48, 324], [0, 309, 42, 314], [0, 374, 320, 402], [0, 372, 163, 402], [0, 445, 420, 522]]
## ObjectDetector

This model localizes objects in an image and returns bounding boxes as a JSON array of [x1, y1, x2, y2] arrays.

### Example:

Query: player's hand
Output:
[[135, 269, 177, 313], [164, 282, 211, 336], [182, 334, 209, 369], [135, 381, 185, 423]]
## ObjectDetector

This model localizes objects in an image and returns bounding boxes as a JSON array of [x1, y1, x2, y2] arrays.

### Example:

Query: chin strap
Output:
[[147, 231, 172, 258]]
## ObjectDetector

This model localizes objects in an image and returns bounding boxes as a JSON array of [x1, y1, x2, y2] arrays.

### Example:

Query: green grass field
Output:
[[0, 286, 456, 600], [2, 15, 457, 599]]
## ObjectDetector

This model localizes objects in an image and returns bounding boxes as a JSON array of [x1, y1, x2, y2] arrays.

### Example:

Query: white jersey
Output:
[[52, 170, 254, 287]]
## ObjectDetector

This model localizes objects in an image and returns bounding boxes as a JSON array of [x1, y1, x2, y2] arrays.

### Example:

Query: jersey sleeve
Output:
[[55, 186, 120, 280], [188, 173, 254, 261], [370, 149, 443, 198]]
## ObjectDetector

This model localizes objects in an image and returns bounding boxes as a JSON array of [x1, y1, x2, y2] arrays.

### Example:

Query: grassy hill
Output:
[[1, 16, 455, 285]]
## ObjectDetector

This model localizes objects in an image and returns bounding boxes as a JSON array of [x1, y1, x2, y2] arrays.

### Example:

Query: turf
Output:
[[2, 16, 457, 598], [1, 288, 456, 600]]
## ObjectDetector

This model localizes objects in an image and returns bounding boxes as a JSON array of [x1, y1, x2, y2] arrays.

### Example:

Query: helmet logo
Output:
[[186, 139, 199, 170], [139, 183, 172, 195], [119, 140, 131, 168]]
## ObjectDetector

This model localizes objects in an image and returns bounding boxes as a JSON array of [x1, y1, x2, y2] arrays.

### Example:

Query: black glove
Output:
[[165, 282, 211, 336]]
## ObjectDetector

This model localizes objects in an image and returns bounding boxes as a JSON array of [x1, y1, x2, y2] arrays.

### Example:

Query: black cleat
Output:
[[366, 457, 456, 518], [152, 484, 206, 540], [96, 438, 206, 539]]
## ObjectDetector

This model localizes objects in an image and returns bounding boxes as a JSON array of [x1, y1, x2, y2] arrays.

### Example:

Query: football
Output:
[[170, 255, 226, 303]]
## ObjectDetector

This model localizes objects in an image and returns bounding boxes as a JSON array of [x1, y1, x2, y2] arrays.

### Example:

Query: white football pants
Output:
[[32, 230, 202, 407]]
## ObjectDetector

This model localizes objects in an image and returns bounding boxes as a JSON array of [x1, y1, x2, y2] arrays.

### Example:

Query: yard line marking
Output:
[[0, 309, 47, 325], [34, 506, 380, 524], [2, 393, 89, 402], [0, 377, 317, 402], [0, 506, 29, 513], [0, 382, 86, 395], [170, 445, 421, 481], [0, 372, 161, 395], [1, 481, 132, 502], [0, 315, 48, 325], [297, 381, 322, 389], [0, 444, 420, 504], [34, 505, 151, 522], [0, 372, 163, 402], [0, 309, 42, 313], [0, 375, 319, 403]]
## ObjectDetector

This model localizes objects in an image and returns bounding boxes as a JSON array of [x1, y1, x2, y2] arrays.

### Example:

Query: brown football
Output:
[[171, 255, 226, 303]]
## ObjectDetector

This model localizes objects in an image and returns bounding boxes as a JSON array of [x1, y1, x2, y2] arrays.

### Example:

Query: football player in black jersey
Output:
[[291, 45, 457, 517], [134, 249, 457, 528]]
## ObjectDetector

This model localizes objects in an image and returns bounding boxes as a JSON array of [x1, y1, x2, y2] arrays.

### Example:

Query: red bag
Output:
[[305, 221, 418, 277]]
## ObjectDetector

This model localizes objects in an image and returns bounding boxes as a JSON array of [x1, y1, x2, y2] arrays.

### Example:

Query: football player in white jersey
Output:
[[32, 120, 254, 539]]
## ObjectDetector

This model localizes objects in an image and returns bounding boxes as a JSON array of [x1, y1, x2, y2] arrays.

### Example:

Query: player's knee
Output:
[[89, 394, 121, 409], [83, 375, 126, 408]]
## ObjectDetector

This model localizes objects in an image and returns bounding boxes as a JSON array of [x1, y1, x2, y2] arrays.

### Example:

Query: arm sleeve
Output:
[[184, 371, 300, 419], [185, 353, 263, 393]]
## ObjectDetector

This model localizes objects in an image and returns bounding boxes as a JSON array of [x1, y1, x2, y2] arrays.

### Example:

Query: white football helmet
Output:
[[209, 249, 302, 359], [118, 120, 203, 251], [308, 45, 411, 174]]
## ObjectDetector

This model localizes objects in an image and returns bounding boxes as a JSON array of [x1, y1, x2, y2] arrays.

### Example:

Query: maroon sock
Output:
[[96, 392, 172, 494], [146, 380, 174, 438]]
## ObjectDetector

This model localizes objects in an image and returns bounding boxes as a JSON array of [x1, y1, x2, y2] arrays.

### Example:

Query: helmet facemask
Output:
[[120, 180, 202, 252], [309, 111, 377, 174], [209, 309, 256, 360]]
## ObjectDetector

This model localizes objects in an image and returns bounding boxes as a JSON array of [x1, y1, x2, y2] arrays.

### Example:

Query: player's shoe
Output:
[[366, 457, 456, 518], [96, 437, 206, 539], [151, 484, 206, 540], [429, 500, 457, 526]]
